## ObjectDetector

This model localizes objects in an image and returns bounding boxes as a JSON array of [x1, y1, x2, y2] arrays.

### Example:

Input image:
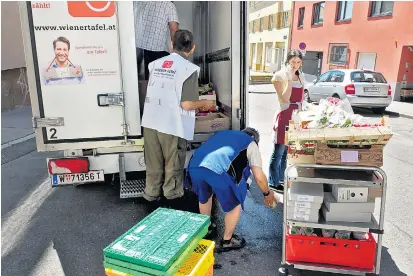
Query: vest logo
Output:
[[162, 61, 174, 68], [67, 1, 115, 17]]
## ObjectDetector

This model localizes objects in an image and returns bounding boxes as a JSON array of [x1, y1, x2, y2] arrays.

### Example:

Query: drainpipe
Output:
[[288, 1, 295, 52]]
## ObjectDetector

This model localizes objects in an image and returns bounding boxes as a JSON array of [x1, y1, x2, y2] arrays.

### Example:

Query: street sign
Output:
[[299, 42, 306, 50]]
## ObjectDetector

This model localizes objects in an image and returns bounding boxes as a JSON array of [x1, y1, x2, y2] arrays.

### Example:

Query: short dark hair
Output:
[[173, 30, 194, 53], [53, 36, 70, 50]]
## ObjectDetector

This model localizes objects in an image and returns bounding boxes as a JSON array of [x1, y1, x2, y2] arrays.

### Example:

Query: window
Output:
[[260, 18, 264, 32], [329, 71, 345, 82], [317, 71, 331, 82], [282, 11, 289, 28], [351, 71, 387, 83], [337, 1, 353, 21], [370, 1, 394, 17], [266, 45, 272, 63], [269, 15, 274, 30], [298, 8, 305, 27], [329, 45, 348, 65], [253, 20, 256, 33], [313, 2, 325, 25]]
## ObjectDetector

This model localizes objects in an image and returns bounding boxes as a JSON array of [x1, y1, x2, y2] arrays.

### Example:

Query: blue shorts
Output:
[[188, 167, 246, 212]]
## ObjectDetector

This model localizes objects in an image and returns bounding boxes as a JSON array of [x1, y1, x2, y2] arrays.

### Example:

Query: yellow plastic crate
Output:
[[105, 267, 131, 276], [174, 239, 215, 276]]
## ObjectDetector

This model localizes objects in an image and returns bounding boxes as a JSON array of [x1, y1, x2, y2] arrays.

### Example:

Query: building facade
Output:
[[249, 1, 292, 73], [290, 1, 413, 100], [1, 1, 30, 111]]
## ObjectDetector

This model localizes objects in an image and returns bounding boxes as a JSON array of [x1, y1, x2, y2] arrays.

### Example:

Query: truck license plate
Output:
[[51, 170, 104, 185]]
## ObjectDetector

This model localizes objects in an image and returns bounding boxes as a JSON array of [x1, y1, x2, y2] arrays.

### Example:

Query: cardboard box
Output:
[[288, 182, 324, 204], [321, 206, 372, 223], [287, 206, 320, 216], [315, 143, 384, 167], [287, 200, 322, 210], [324, 192, 375, 213], [195, 112, 230, 133], [332, 185, 368, 203], [287, 211, 319, 223], [199, 93, 217, 112]]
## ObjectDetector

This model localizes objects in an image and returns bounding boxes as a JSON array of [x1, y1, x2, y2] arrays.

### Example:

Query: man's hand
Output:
[[264, 190, 277, 208]]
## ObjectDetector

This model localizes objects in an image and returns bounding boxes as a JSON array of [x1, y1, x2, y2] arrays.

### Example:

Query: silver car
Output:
[[305, 69, 392, 114]]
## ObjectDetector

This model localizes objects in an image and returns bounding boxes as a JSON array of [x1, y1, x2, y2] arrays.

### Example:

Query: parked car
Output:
[[305, 69, 392, 114]]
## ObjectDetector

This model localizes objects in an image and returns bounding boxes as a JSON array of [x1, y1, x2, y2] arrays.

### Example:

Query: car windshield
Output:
[[350, 71, 387, 83]]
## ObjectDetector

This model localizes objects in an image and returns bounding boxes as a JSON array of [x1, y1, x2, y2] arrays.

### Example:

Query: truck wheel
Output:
[[372, 107, 386, 114]]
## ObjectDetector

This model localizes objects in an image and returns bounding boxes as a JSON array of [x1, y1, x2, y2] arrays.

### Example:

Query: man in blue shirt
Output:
[[187, 128, 276, 251]]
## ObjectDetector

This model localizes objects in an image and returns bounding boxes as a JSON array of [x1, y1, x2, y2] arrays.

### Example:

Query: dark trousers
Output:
[[136, 48, 169, 80]]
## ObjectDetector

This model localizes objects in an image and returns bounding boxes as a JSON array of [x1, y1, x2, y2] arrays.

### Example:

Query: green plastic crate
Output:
[[103, 208, 210, 272], [103, 227, 207, 276]]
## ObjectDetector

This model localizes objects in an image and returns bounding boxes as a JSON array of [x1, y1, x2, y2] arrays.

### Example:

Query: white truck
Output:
[[19, 1, 249, 197]]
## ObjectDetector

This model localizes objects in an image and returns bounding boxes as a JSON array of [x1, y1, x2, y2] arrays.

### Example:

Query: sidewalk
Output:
[[1, 107, 34, 147], [248, 84, 413, 119], [385, 101, 413, 119]]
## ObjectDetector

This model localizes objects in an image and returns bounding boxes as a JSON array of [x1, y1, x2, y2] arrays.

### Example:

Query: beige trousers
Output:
[[143, 127, 187, 201]]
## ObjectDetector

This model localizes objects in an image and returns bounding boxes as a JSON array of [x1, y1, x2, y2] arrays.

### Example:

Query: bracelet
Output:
[[263, 190, 271, 197]]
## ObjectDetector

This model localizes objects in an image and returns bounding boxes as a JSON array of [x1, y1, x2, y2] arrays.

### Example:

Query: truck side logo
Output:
[[162, 61, 174, 68], [67, 1, 115, 17]]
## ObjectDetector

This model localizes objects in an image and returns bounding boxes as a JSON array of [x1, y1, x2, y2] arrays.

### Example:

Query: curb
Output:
[[1, 133, 35, 150], [385, 111, 413, 120]]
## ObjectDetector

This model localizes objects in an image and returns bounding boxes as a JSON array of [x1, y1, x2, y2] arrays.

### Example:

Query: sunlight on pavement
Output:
[[29, 242, 66, 276], [1, 178, 55, 257]]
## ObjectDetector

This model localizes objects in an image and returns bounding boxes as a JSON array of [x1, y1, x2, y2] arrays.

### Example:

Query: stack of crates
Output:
[[103, 208, 215, 276]]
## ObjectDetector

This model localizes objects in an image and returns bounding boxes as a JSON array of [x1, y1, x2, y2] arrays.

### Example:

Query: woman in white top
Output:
[[269, 50, 305, 193]]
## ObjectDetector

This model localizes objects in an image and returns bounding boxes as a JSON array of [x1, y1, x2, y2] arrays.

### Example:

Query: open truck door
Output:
[[20, 1, 146, 195]]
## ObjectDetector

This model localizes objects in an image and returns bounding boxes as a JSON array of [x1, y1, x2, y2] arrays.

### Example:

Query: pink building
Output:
[[290, 1, 413, 100]]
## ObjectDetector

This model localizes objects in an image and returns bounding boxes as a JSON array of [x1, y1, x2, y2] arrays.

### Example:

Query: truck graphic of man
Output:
[[43, 36, 84, 85]]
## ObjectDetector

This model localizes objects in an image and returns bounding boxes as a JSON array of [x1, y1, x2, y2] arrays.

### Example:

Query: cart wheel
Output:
[[278, 267, 290, 276]]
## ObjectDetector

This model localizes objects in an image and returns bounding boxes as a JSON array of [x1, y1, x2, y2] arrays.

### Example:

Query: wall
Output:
[[1, 1, 30, 111], [1, 1, 26, 70], [397, 46, 413, 83], [290, 1, 413, 83]]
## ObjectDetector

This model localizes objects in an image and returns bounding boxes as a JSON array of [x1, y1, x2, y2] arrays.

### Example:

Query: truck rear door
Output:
[[20, 1, 141, 151]]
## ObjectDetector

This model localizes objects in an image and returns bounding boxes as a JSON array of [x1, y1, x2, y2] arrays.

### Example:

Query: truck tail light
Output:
[[48, 158, 89, 174], [345, 84, 356, 95], [388, 85, 392, 96]]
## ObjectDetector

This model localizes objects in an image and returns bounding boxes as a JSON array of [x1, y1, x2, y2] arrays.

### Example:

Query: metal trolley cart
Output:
[[279, 164, 387, 276]]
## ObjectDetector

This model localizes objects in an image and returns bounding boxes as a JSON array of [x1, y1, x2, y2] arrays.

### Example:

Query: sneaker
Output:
[[218, 234, 246, 252], [205, 223, 217, 240]]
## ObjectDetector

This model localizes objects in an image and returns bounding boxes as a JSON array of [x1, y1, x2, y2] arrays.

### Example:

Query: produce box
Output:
[[315, 143, 383, 167], [199, 94, 217, 112], [287, 119, 391, 166], [103, 208, 209, 273], [195, 112, 230, 133]]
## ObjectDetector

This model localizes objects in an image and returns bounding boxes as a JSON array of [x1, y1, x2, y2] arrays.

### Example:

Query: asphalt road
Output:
[[2, 93, 413, 276]]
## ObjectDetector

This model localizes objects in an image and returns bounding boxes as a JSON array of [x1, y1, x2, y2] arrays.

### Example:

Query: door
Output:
[[310, 71, 331, 102], [202, 1, 247, 131], [357, 53, 376, 71], [22, 2, 141, 147]]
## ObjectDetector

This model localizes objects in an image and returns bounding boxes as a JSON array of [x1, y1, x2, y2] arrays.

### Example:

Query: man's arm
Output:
[[169, 22, 179, 42], [247, 142, 276, 206], [180, 71, 213, 111], [168, 3, 179, 42]]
